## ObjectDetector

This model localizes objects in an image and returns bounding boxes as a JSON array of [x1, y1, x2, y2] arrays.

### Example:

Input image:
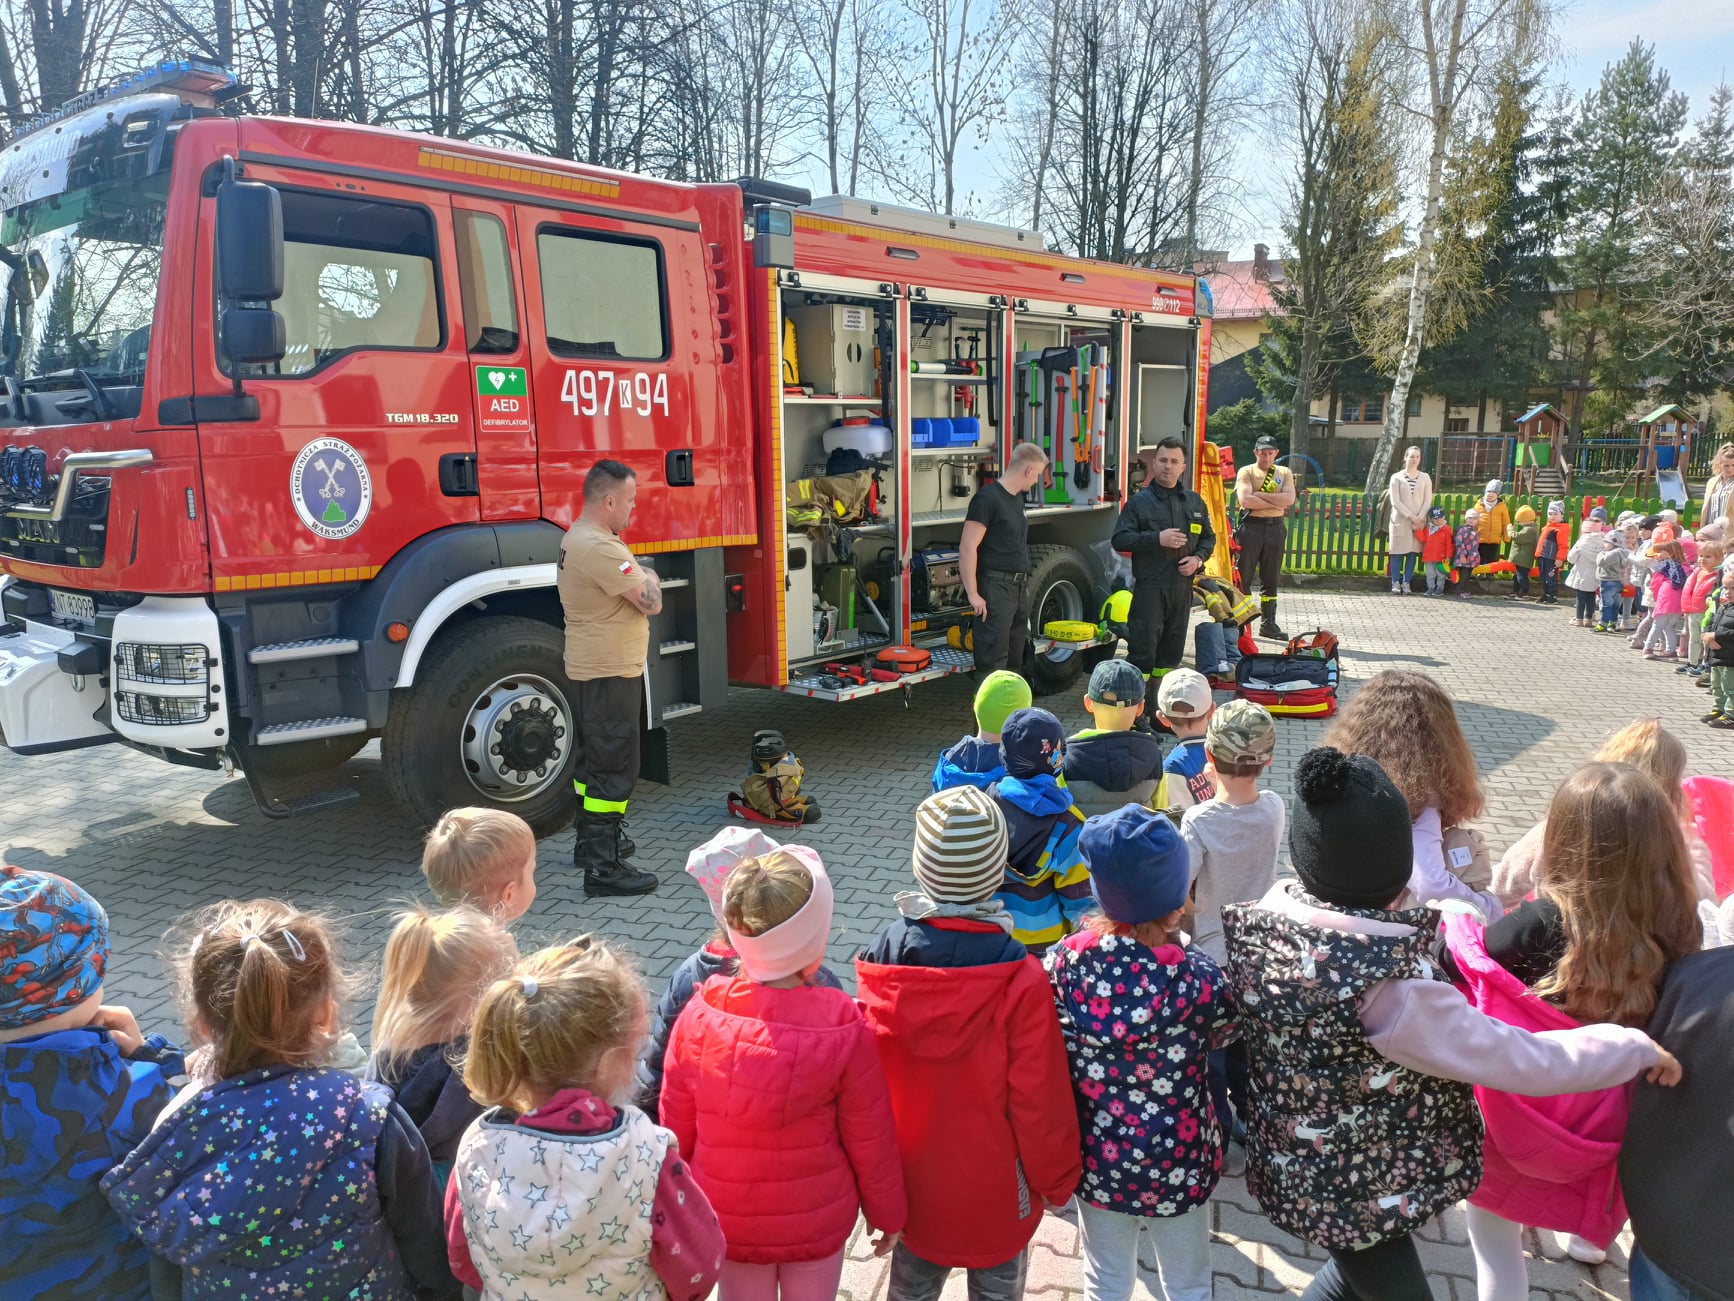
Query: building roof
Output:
[[1199, 249, 1285, 322]]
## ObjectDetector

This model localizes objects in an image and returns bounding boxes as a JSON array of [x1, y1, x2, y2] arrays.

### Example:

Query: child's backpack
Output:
[[1235, 628, 1341, 717], [729, 729, 822, 826]]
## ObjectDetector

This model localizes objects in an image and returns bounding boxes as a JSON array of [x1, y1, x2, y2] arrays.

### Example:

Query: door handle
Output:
[[439, 453, 479, 497]]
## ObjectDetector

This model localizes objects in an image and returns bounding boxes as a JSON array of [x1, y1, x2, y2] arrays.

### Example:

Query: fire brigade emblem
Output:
[[290, 438, 373, 541]]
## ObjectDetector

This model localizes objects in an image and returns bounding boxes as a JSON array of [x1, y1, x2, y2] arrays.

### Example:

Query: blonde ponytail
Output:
[[372, 905, 517, 1072]]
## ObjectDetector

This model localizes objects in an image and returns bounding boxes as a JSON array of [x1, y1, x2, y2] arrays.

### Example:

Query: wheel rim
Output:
[[1036, 578, 1086, 662], [459, 673, 571, 802]]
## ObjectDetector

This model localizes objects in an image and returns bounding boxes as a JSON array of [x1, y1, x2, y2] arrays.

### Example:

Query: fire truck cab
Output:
[[0, 62, 1212, 833]]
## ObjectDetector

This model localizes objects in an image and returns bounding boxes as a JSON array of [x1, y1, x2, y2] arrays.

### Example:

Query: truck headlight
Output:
[[115, 691, 212, 725], [114, 642, 209, 684]]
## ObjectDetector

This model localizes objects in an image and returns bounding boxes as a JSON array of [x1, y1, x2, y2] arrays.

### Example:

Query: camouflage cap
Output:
[[1205, 698, 1277, 765]]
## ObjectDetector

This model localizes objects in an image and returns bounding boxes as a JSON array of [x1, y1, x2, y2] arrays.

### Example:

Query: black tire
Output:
[[1022, 544, 1095, 696], [240, 735, 369, 780], [383, 616, 581, 837]]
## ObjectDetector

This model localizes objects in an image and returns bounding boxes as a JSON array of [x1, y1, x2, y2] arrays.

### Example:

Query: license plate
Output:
[[48, 590, 96, 622]]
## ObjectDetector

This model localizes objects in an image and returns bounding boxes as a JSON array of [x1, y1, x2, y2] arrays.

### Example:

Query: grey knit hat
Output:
[[912, 786, 1009, 903]]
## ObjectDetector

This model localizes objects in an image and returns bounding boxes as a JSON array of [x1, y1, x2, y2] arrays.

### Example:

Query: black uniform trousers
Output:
[[572, 675, 641, 817], [973, 569, 1031, 673], [1126, 580, 1192, 677], [1237, 516, 1286, 598]]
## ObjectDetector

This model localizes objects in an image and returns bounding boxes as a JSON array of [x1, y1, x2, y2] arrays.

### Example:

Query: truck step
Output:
[[248, 637, 360, 664], [660, 701, 702, 721], [658, 639, 697, 655], [253, 783, 363, 819], [254, 716, 369, 745]]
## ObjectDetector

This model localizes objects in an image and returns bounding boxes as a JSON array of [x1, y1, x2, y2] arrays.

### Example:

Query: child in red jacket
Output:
[[1415, 507, 1456, 596], [662, 847, 907, 1300], [856, 786, 1081, 1300]]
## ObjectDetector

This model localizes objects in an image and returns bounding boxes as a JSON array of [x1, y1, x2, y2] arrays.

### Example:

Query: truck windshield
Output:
[[0, 173, 168, 387]]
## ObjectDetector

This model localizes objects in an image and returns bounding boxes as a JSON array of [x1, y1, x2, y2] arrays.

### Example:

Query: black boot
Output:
[[616, 818, 636, 860], [577, 815, 658, 897], [1258, 598, 1288, 642]]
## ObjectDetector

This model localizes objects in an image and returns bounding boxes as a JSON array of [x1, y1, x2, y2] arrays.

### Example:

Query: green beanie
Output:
[[973, 670, 1032, 734]]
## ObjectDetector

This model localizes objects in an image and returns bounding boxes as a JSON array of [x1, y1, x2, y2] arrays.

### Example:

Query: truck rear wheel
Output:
[[383, 616, 580, 836], [1023, 544, 1094, 696]]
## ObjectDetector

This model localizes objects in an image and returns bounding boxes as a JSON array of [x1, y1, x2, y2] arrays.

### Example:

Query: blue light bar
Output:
[[9, 59, 236, 143]]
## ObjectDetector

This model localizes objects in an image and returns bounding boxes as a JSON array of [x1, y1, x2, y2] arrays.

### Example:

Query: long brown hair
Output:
[[1534, 763, 1701, 1026], [171, 899, 347, 1080], [1321, 670, 1483, 825]]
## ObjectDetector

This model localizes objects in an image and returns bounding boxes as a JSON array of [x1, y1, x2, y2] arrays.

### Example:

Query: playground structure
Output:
[[1512, 404, 1570, 499], [1619, 404, 1700, 504]]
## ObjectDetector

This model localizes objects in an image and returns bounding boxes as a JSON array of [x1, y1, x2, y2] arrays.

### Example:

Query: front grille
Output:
[[0, 477, 110, 567]]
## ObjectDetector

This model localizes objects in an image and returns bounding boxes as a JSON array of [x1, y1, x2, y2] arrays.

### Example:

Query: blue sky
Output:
[[915, 0, 1732, 258]]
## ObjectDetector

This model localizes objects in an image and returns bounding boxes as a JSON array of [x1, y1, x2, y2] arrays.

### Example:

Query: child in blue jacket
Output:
[[1, 865, 184, 1301], [989, 708, 1092, 952], [103, 899, 458, 1300], [933, 670, 1032, 792]]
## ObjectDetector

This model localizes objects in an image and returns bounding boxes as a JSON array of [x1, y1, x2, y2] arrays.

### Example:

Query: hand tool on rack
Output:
[[1076, 356, 1097, 488]]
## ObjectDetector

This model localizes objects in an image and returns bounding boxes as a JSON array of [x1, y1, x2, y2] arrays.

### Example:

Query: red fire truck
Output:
[[0, 62, 1214, 832]]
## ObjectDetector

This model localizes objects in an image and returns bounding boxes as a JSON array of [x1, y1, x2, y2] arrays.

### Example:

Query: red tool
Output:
[[822, 661, 870, 686]]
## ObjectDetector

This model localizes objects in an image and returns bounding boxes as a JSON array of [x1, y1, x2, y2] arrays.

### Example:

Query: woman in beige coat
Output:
[[1386, 446, 1434, 594]]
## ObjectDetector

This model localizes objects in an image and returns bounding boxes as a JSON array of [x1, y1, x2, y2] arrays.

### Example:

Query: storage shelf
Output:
[[911, 374, 991, 384], [911, 446, 993, 459], [912, 509, 969, 526], [784, 395, 882, 406]]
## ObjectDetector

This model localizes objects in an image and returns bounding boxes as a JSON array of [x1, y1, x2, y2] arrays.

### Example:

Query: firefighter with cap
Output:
[[557, 459, 660, 896], [1233, 433, 1296, 640], [1112, 437, 1215, 715]]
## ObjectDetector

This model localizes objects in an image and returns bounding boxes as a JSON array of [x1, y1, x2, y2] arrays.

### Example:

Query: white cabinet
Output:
[[786, 303, 877, 398]]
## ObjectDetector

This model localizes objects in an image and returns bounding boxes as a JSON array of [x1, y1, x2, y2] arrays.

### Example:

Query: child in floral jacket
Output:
[[1046, 806, 1236, 1301]]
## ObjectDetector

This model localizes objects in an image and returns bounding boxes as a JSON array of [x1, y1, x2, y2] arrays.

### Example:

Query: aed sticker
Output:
[[476, 365, 531, 433], [291, 437, 373, 540]]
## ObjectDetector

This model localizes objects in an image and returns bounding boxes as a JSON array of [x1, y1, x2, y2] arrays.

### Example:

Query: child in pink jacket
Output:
[[1644, 538, 1690, 658], [1681, 542, 1722, 674], [661, 847, 907, 1300], [1445, 762, 1702, 1295]]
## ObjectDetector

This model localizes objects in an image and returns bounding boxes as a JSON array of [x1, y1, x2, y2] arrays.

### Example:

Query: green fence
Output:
[[1278, 490, 1700, 576]]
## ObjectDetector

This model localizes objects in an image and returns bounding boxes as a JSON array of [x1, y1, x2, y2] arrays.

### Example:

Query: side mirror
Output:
[[220, 307, 286, 366], [216, 174, 285, 368], [215, 176, 283, 302]]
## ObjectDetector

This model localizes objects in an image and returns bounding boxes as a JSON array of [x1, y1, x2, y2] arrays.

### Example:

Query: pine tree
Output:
[[1553, 40, 1689, 438]]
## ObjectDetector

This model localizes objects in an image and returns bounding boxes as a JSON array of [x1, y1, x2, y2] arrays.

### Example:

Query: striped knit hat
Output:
[[912, 786, 1009, 903]]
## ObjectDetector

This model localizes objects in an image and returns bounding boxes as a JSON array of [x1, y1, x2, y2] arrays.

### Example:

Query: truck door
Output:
[[514, 205, 700, 532], [452, 199, 539, 519], [193, 174, 479, 589]]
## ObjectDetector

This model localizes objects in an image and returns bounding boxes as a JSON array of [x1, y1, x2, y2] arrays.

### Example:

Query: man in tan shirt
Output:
[[558, 459, 662, 896], [1233, 434, 1297, 640]]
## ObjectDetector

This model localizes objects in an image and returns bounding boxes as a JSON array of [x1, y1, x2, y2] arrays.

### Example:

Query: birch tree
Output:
[[1263, 0, 1401, 464], [1359, 0, 1547, 495]]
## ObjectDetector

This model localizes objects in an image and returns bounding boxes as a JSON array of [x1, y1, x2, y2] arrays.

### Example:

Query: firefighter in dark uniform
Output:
[[1112, 437, 1216, 710], [557, 459, 660, 897]]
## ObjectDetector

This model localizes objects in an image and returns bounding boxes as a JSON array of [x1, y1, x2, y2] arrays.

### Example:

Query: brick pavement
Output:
[[5, 586, 1726, 1298]]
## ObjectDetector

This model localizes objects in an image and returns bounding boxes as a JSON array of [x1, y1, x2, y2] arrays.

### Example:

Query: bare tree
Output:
[[1180, 0, 1262, 265], [886, 0, 1020, 214], [1360, 0, 1547, 494], [788, 0, 893, 193]]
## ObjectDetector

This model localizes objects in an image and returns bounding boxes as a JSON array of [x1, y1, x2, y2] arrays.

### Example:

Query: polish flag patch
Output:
[[619, 560, 634, 574]]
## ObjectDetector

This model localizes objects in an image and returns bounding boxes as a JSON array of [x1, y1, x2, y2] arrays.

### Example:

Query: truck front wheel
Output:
[[383, 616, 580, 836]]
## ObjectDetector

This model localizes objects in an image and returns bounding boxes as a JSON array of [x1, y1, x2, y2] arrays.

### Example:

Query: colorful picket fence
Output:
[[1277, 490, 1700, 576]]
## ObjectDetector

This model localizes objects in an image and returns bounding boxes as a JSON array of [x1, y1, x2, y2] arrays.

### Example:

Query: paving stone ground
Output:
[[6, 585, 1726, 1298]]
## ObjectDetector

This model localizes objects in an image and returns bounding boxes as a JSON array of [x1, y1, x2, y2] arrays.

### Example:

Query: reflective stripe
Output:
[[582, 793, 630, 815], [1145, 667, 1170, 681]]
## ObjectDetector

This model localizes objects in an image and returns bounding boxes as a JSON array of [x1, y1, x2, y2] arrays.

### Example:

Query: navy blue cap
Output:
[[1000, 707, 1066, 778], [1080, 806, 1191, 925]]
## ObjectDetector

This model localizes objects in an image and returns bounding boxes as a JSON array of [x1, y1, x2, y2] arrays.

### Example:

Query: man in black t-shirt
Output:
[[960, 441, 1050, 673]]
